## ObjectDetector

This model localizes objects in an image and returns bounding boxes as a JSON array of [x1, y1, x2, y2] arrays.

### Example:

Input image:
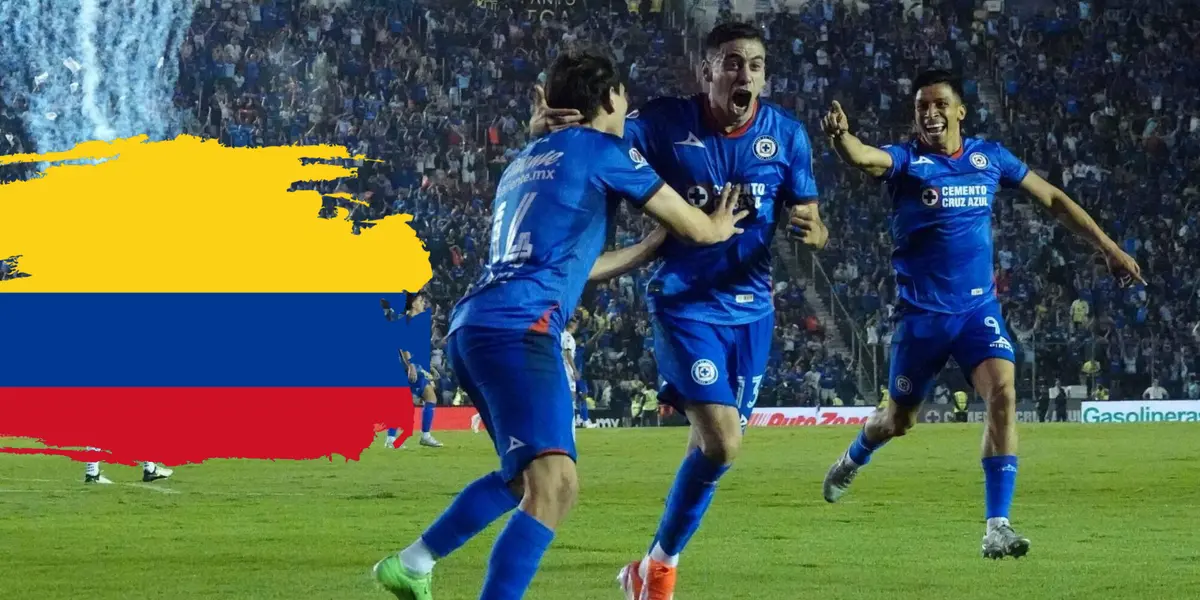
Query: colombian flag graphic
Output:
[[0, 136, 431, 465]]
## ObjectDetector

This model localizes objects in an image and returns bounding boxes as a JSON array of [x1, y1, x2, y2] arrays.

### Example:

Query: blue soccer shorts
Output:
[[446, 326, 577, 481], [887, 299, 1016, 406], [652, 312, 773, 430]]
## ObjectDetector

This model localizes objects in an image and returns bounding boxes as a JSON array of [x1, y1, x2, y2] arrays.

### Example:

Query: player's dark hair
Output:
[[404, 291, 425, 313], [704, 21, 764, 56], [544, 46, 623, 122], [912, 69, 964, 102]]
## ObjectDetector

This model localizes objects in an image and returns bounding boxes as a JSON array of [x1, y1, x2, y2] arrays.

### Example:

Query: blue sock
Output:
[[420, 471, 519, 559], [650, 449, 730, 557], [982, 455, 1018, 520], [386, 428, 399, 437], [846, 428, 886, 466], [577, 400, 589, 422], [421, 402, 435, 433], [480, 510, 555, 600]]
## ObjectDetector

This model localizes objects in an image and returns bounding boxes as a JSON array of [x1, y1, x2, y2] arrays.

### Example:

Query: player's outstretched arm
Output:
[[1019, 170, 1145, 286], [823, 101, 893, 178], [589, 227, 667, 282], [640, 183, 748, 246]]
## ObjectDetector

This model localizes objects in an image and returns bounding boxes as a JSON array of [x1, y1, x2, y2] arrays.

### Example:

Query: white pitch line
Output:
[[121, 483, 179, 494]]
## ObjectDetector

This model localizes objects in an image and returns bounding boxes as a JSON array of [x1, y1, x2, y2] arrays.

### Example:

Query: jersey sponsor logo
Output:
[[735, 294, 753, 303], [691, 359, 719, 385], [685, 185, 709, 207], [675, 132, 705, 148], [921, 187, 940, 207], [506, 436, 526, 453], [926, 185, 990, 208], [912, 155, 934, 165], [753, 135, 778, 160], [629, 147, 649, 169], [969, 152, 989, 169], [895, 375, 913, 394], [626, 110, 640, 119]]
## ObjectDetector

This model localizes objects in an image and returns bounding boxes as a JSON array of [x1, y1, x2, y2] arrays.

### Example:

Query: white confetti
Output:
[[62, 57, 81, 73], [156, 56, 164, 70], [33, 72, 49, 86], [45, 112, 58, 121], [69, 82, 79, 93]]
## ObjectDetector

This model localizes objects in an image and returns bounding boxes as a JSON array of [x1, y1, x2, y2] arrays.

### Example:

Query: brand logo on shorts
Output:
[[895, 375, 913, 394], [969, 152, 989, 169], [691, 359, 718, 385]]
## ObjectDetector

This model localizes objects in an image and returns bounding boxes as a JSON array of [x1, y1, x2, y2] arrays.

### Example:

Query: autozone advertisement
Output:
[[747, 407, 875, 427], [1081, 400, 1200, 423]]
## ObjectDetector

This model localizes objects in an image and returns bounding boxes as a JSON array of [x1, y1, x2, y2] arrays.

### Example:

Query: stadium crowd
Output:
[[3, 0, 1199, 409]]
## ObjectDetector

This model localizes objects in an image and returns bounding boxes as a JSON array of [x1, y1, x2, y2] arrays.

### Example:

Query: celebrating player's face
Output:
[[914, 83, 966, 147], [706, 38, 766, 122]]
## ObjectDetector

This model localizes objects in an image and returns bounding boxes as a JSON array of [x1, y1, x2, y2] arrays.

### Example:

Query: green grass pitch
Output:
[[2, 423, 1198, 599]]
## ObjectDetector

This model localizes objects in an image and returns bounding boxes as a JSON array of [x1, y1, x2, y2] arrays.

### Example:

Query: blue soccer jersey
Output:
[[625, 95, 818, 326], [880, 137, 1029, 315], [446, 126, 664, 479], [449, 127, 665, 339], [880, 137, 1029, 404], [622, 95, 815, 422], [402, 309, 432, 370]]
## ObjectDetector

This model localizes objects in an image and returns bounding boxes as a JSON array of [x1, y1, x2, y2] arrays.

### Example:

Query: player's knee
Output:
[[981, 379, 1017, 409], [881, 406, 918, 438], [506, 476, 525, 500], [699, 431, 741, 465], [523, 453, 579, 510]]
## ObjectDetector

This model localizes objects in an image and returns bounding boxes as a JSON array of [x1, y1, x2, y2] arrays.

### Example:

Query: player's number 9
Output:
[[984, 316, 1002, 336]]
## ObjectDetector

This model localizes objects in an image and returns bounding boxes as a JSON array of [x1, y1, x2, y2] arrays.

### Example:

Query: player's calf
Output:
[[979, 376, 1018, 457], [622, 404, 738, 599], [417, 385, 444, 448], [480, 454, 576, 598], [824, 403, 918, 503], [972, 358, 1026, 556]]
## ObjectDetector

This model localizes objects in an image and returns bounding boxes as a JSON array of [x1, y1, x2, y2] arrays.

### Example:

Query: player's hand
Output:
[[822, 101, 849, 138], [788, 204, 828, 250], [530, 84, 585, 136], [710, 183, 750, 241], [407, 364, 418, 383], [1104, 246, 1146, 287]]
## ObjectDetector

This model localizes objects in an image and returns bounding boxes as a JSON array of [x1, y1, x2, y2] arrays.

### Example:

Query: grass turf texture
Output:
[[2, 423, 1198, 600]]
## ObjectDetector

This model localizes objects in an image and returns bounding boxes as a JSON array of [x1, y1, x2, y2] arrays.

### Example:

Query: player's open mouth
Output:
[[731, 89, 753, 109], [924, 122, 946, 135]]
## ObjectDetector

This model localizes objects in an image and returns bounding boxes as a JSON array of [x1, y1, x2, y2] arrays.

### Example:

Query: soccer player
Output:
[[84, 459, 172, 484], [531, 22, 826, 597], [371, 47, 747, 600], [382, 293, 443, 449], [816, 69, 1144, 559], [561, 317, 595, 428]]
